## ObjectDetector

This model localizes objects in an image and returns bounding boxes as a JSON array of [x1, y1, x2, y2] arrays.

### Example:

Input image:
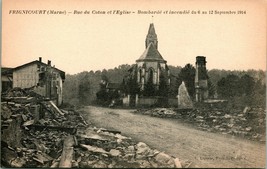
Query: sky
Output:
[[2, 0, 266, 74]]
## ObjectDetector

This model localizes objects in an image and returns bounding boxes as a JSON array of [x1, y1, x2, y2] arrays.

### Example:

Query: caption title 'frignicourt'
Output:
[[9, 10, 67, 15], [9, 10, 47, 14]]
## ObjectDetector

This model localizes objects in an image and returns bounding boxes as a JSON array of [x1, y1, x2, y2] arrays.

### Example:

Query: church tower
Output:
[[145, 23, 158, 49], [136, 23, 170, 93]]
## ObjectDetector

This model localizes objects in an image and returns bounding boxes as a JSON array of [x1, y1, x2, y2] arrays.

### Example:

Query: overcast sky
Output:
[[2, 0, 266, 74]]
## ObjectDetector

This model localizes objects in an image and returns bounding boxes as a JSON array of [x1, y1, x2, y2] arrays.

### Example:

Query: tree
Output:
[[78, 74, 91, 105], [239, 74, 255, 96], [178, 64, 196, 99], [100, 73, 109, 88], [251, 79, 266, 107], [217, 74, 241, 98], [208, 79, 216, 98], [96, 73, 110, 104], [121, 67, 140, 96], [158, 70, 169, 97], [63, 64, 265, 107], [63, 74, 79, 99], [143, 81, 156, 96], [168, 75, 179, 98], [128, 76, 140, 95], [161, 65, 181, 98]]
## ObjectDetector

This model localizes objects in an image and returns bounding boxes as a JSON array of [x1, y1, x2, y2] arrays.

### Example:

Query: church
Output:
[[123, 23, 171, 107], [134, 23, 170, 93], [122, 22, 208, 107]]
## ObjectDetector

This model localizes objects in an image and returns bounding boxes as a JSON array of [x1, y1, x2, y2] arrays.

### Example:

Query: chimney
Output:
[[39, 57, 42, 62], [47, 60, 51, 66]]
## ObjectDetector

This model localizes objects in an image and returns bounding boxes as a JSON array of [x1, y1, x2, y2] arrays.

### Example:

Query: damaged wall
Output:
[[12, 60, 65, 106], [13, 64, 39, 89]]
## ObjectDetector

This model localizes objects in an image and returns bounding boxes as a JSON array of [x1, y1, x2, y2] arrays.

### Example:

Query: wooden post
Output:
[[33, 105, 40, 121], [127, 94, 130, 107], [135, 94, 139, 107], [59, 135, 75, 168], [48, 101, 64, 115]]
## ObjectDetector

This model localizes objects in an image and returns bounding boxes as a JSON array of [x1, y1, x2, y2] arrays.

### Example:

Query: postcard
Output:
[[1, 0, 266, 168]]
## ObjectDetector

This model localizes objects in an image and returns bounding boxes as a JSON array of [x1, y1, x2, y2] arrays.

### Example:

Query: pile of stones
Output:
[[1, 87, 185, 168], [72, 127, 186, 168], [133, 106, 266, 142]]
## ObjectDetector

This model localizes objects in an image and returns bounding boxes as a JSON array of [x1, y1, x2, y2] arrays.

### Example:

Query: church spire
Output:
[[146, 23, 158, 49]]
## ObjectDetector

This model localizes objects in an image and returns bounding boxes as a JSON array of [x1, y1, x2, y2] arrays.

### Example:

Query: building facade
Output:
[[135, 23, 170, 92], [10, 58, 65, 106], [123, 23, 172, 107]]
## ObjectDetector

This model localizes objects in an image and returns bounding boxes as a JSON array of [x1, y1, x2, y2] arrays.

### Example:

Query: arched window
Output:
[[148, 68, 154, 84], [139, 69, 142, 83]]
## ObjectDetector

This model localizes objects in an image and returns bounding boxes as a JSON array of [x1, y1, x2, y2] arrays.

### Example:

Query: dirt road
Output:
[[81, 106, 265, 168]]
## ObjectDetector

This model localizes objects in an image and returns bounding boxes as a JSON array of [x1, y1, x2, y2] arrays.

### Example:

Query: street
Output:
[[81, 106, 265, 168]]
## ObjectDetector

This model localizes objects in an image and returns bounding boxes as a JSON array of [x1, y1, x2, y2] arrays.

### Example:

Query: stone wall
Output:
[[123, 95, 178, 108], [137, 97, 157, 107], [13, 64, 39, 88], [168, 98, 178, 107]]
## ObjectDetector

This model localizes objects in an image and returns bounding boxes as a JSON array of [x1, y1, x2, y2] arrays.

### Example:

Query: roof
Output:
[[147, 23, 156, 36], [136, 43, 166, 62], [1, 67, 13, 75], [2, 67, 12, 72], [106, 83, 121, 89], [13, 60, 65, 80], [146, 23, 158, 49]]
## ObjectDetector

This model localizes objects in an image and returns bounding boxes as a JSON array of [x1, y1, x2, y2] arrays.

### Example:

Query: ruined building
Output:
[[123, 23, 210, 107], [1, 57, 65, 106], [195, 56, 208, 102], [135, 23, 170, 92], [1, 67, 13, 92]]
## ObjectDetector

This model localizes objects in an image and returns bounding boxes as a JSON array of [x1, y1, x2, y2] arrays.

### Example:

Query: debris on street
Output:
[[1, 87, 186, 168], [142, 108, 176, 117], [134, 105, 266, 142]]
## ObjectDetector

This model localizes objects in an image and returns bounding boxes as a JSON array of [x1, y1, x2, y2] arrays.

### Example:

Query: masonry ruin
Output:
[[195, 56, 209, 102]]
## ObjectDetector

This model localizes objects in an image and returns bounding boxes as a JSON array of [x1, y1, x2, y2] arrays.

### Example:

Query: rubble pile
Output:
[[134, 106, 266, 142], [139, 108, 177, 118], [188, 107, 266, 142], [73, 127, 188, 168], [1, 88, 185, 168], [1, 88, 88, 167]]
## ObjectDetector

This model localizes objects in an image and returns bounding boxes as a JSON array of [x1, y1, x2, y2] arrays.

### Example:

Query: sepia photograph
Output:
[[1, 0, 266, 168]]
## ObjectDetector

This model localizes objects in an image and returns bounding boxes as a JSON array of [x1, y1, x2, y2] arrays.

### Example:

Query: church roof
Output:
[[136, 42, 166, 62], [147, 23, 156, 36]]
